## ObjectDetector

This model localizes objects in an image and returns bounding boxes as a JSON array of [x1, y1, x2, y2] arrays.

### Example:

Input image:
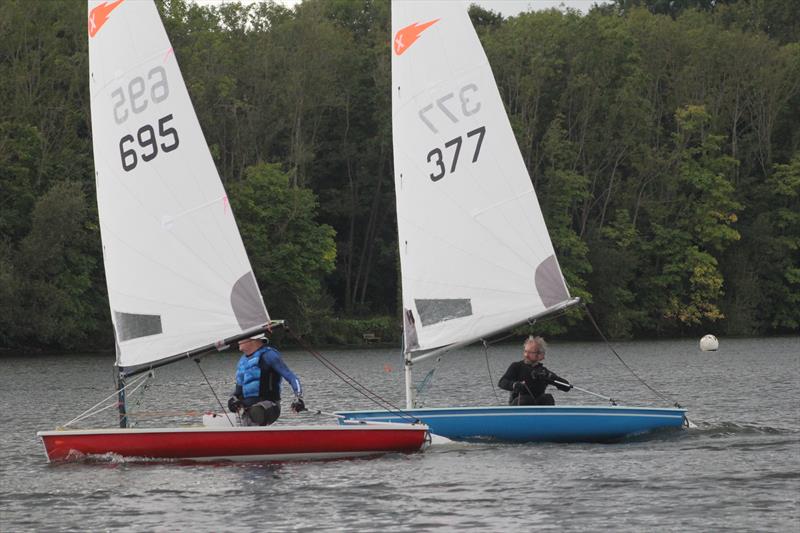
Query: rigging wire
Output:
[[193, 358, 237, 427], [126, 375, 152, 427], [285, 327, 422, 424], [583, 304, 684, 408], [414, 356, 442, 407], [61, 372, 153, 428], [482, 340, 501, 404], [126, 409, 209, 418]]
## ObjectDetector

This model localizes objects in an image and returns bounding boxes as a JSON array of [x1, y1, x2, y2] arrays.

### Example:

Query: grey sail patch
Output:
[[534, 254, 570, 308], [403, 308, 420, 350], [231, 271, 269, 330], [114, 311, 162, 342], [415, 299, 473, 327]]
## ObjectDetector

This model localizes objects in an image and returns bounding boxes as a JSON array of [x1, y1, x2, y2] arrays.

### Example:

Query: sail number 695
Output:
[[119, 114, 179, 172]]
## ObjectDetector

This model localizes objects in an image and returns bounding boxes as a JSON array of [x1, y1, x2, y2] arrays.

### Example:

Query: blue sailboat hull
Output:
[[335, 405, 687, 442]]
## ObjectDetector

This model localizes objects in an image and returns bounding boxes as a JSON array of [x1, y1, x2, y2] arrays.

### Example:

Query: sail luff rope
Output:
[[286, 328, 422, 424]]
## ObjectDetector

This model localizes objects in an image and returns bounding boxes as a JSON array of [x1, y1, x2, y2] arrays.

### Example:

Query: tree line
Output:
[[0, 0, 797, 351]]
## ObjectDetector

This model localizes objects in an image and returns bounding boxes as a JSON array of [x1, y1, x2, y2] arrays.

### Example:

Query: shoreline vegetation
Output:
[[1, 0, 798, 352], [4, 332, 797, 358]]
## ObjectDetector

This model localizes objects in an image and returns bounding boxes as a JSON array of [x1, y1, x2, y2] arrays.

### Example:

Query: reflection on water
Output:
[[1, 336, 798, 531]]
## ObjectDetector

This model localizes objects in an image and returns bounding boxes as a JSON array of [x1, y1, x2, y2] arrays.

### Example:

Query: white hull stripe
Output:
[[37, 425, 426, 437], [355, 412, 685, 420]]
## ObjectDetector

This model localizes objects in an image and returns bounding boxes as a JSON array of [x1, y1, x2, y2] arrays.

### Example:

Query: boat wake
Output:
[[429, 433, 456, 446], [57, 450, 176, 465], [685, 420, 795, 436]]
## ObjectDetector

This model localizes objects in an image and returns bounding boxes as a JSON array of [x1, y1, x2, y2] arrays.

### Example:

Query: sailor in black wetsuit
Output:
[[498, 336, 572, 405]]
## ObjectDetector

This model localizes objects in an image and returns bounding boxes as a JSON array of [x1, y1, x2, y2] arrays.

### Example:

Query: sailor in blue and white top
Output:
[[228, 336, 306, 426]]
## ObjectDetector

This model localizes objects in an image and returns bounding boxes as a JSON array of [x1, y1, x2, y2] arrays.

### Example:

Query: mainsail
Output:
[[392, 2, 572, 355], [88, 0, 268, 372]]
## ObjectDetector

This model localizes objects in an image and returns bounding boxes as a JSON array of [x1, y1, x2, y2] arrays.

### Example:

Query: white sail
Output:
[[88, 0, 268, 370], [392, 1, 571, 354]]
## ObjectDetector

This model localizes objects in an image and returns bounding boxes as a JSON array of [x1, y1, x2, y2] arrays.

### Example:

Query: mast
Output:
[[114, 339, 128, 428], [402, 333, 416, 409], [404, 351, 415, 409], [116, 372, 128, 428]]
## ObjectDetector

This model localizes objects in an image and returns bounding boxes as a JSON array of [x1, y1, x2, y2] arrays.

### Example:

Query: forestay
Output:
[[392, 2, 571, 355], [88, 0, 268, 372]]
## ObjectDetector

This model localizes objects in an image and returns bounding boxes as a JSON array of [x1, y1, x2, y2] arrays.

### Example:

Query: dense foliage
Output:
[[0, 0, 797, 350]]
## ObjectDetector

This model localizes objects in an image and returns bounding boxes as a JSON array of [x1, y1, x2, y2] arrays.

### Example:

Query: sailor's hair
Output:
[[524, 335, 547, 353]]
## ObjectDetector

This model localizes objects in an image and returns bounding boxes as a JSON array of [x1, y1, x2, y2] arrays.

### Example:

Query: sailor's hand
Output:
[[227, 396, 242, 412], [290, 397, 306, 413], [512, 381, 526, 393]]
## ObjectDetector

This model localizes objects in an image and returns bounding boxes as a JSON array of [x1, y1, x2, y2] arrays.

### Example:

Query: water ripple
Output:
[[2, 339, 799, 532]]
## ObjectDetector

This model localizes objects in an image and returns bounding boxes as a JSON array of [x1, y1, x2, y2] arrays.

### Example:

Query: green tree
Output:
[[0, 240, 19, 347], [227, 163, 336, 335], [641, 105, 741, 330], [726, 153, 800, 333], [0, 122, 43, 242], [538, 116, 592, 334], [716, 0, 800, 45], [755, 154, 800, 330], [309, 0, 398, 316], [2, 0, 800, 347], [587, 209, 645, 338], [9, 181, 100, 347]]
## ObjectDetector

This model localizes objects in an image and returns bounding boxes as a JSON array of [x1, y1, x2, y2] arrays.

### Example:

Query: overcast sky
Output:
[[193, 0, 607, 17]]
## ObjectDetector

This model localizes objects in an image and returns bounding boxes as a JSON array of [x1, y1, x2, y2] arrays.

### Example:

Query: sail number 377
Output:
[[111, 66, 180, 172], [419, 84, 486, 182]]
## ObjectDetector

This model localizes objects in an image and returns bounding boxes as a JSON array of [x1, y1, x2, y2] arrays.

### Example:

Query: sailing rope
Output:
[[61, 371, 153, 428], [414, 356, 442, 407], [482, 340, 501, 404], [285, 327, 422, 424], [193, 358, 237, 427], [126, 410, 209, 418], [583, 304, 684, 409], [126, 374, 153, 427]]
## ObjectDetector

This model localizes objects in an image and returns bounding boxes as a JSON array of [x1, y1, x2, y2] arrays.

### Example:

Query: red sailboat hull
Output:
[[37, 424, 429, 463]]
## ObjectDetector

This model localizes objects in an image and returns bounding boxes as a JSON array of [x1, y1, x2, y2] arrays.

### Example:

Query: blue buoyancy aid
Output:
[[235, 346, 303, 401], [236, 351, 263, 399]]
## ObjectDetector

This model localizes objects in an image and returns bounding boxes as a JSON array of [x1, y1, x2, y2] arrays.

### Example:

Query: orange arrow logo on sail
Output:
[[88, 0, 125, 38], [394, 19, 439, 56]]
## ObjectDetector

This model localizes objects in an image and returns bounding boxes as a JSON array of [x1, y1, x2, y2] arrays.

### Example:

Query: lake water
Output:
[[1, 336, 798, 531]]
